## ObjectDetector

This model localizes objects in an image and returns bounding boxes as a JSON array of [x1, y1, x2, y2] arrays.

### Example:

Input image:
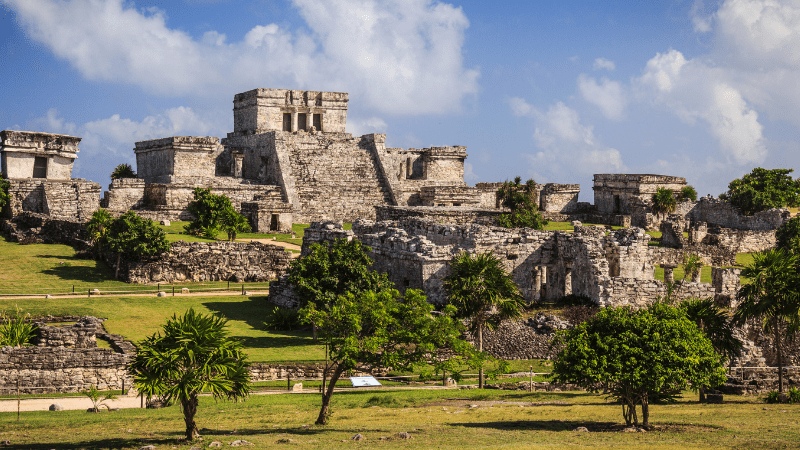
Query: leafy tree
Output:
[[734, 249, 800, 392], [776, 216, 800, 254], [651, 187, 677, 214], [551, 303, 726, 429], [720, 168, 800, 215], [86, 208, 114, 252], [129, 309, 251, 441], [680, 297, 743, 401], [443, 251, 525, 388], [105, 211, 170, 279], [110, 163, 137, 180], [678, 185, 697, 202], [287, 238, 393, 310], [83, 385, 117, 412], [219, 205, 251, 241], [0, 174, 10, 211], [185, 188, 250, 240], [300, 289, 473, 425], [496, 176, 547, 229]]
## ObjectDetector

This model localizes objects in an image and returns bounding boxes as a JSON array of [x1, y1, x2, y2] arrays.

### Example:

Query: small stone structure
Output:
[[0, 316, 134, 394], [593, 174, 687, 215], [109, 240, 292, 283], [1, 130, 101, 221], [1, 212, 88, 248]]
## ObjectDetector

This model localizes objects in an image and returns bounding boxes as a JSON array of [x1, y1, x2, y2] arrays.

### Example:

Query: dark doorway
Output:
[[33, 156, 48, 178], [613, 195, 621, 214], [282, 113, 292, 131], [270, 214, 279, 231], [297, 113, 307, 131], [313, 114, 321, 131]]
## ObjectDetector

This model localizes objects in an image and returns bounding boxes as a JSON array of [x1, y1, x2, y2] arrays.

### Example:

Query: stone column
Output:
[[662, 264, 677, 283], [532, 267, 542, 302], [291, 112, 298, 132]]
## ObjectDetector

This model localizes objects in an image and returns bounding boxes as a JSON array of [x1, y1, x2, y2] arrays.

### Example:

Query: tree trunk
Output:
[[115, 254, 121, 280], [641, 394, 650, 429], [182, 395, 200, 441], [699, 386, 706, 403], [316, 364, 344, 425], [776, 318, 784, 393], [478, 324, 484, 389]]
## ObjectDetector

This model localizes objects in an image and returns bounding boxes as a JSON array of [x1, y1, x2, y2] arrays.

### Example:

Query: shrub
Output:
[[496, 177, 548, 229], [185, 188, 250, 240], [0, 174, 10, 210], [263, 306, 302, 331], [682, 253, 703, 281], [679, 185, 697, 202], [790, 387, 800, 403], [652, 187, 677, 214], [0, 309, 38, 347], [776, 216, 800, 253], [110, 163, 137, 180]]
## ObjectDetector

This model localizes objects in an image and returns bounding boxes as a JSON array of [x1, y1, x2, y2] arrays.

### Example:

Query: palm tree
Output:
[[681, 297, 743, 400], [734, 249, 800, 392], [110, 163, 137, 180], [444, 251, 525, 388], [652, 187, 677, 215], [129, 309, 251, 440]]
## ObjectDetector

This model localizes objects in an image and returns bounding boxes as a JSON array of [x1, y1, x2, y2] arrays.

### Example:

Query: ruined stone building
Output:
[[0, 130, 100, 221]]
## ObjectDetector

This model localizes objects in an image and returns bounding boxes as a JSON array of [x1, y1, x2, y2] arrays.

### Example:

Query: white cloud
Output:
[[577, 74, 626, 120], [513, 101, 625, 182], [27, 108, 77, 135], [593, 57, 615, 71], [508, 97, 533, 117], [691, 0, 714, 33], [7, 0, 478, 115], [347, 116, 388, 137]]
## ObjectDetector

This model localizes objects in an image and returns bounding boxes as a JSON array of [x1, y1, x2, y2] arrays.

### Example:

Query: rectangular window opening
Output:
[[313, 114, 322, 131], [297, 113, 307, 131], [282, 113, 292, 132], [33, 156, 48, 178]]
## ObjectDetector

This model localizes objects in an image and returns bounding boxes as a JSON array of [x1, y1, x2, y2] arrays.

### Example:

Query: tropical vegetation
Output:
[[496, 176, 547, 229], [720, 167, 800, 215]]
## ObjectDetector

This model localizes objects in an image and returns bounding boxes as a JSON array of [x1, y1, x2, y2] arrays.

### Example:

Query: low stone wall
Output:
[[1, 212, 89, 248], [249, 363, 379, 381], [375, 205, 502, 226], [688, 197, 790, 231], [4, 179, 100, 221], [602, 278, 716, 307], [723, 368, 800, 395], [115, 241, 292, 283], [467, 320, 558, 360]]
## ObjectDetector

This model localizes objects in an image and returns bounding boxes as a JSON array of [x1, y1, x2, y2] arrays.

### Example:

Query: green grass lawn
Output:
[[0, 294, 322, 363], [654, 265, 713, 284], [159, 221, 309, 246], [1, 389, 797, 449]]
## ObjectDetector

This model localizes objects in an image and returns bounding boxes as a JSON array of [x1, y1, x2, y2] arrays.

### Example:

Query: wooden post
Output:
[[530, 365, 533, 393], [121, 379, 125, 396], [242, 284, 245, 295], [172, 286, 175, 297], [228, 281, 230, 291], [288, 373, 291, 391], [72, 285, 75, 294], [17, 379, 20, 422], [140, 393, 144, 408]]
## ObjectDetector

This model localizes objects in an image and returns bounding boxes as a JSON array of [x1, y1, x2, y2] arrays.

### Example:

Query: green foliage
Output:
[[680, 297, 743, 361], [263, 306, 302, 331], [496, 177, 548, 229], [0, 174, 10, 210], [129, 309, 251, 440], [776, 216, 800, 253], [444, 251, 525, 388], [551, 303, 726, 429], [86, 208, 114, 251], [766, 387, 800, 404], [287, 238, 393, 309], [185, 188, 253, 240], [682, 253, 703, 281], [110, 163, 137, 180], [678, 185, 698, 202], [734, 248, 800, 392], [219, 205, 251, 241], [83, 385, 117, 412], [0, 308, 38, 347], [104, 211, 170, 260], [720, 168, 800, 215], [300, 289, 475, 425], [651, 187, 677, 214]]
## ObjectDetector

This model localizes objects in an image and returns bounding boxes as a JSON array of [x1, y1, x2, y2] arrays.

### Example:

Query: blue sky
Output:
[[2, 0, 799, 202]]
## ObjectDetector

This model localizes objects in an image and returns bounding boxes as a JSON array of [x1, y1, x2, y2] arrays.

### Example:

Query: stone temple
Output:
[[102, 88, 492, 232]]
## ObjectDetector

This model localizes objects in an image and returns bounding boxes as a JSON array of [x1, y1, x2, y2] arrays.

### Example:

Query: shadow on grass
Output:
[[39, 263, 117, 284], [449, 420, 619, 432], [233, 334, 316, 351], [203, 296, 274, 330]]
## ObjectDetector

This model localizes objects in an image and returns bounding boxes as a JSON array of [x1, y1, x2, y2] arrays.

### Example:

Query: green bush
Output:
[[185, 188, 250, 240], [652, 187, 677, 214], [0, 174, 10, 210], [776, 216, 800, 253], [0, 310, 38, 347], [496, 177, 548, 230], [679, 185, 697, 202], [766, 387, 800, 404], [263, 306, 302, 331], [720, 168, 800, 215]]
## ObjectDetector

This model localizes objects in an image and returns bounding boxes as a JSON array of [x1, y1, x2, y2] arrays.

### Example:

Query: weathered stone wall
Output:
[[101, 178, 146, 212], [232, 89, 348, 134], [687, 197, 790, 230], [419, 186, 480, 207], [115, 241, 292, 283], [1, 212, 89, 248], [375, 206, 502, 226], [1, 130, 80, 180], [135, 136, 224, 184], [466, 318, 560, 360], [249, 363, 378, 381], [5, 179, 100, 221], [540, 183, 580, 213], [593, 174, 686, 215], [33, 317, 103, 348], [474, 182, 502, 209]]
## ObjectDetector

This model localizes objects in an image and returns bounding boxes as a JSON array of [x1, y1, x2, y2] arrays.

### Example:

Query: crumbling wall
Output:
[[115, 241, 292, 283], [102, 178, 146, 212], [540, 183, 580, 213], [688, 197, 790, 230], [5, 179, 100, 221], [1, 212, 88, 248], [375, 206, 501, 226]]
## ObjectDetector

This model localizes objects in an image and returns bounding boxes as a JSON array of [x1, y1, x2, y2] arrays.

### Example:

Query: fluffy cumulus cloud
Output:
[[510, 99, 625, 182], [593, 57, 615, 71], [26, 107, 221, 181], [577, 74, 626, 120], [7, 0, 478, 115]]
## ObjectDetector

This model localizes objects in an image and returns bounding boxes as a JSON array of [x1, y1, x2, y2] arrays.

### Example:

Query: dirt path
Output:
[[238, 238, 302, 256]]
